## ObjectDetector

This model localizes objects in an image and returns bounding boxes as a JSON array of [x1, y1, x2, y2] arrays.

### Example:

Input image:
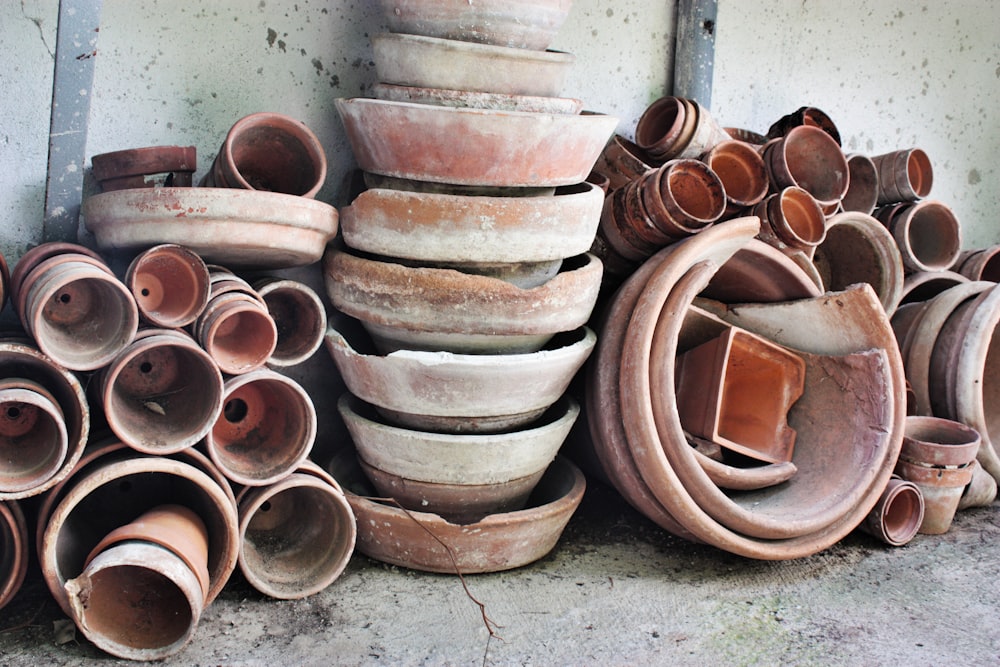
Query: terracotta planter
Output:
[[876, 199, 962, 273], [766, 106, 842, 145], [840, 153, 879, 215], [237, 471, 355, 599], [761, 125, 849, 207], [635, 96, 730, 162], [637, 159, 727, 238], [9, 242, 104, 312], [324, 247, 602, 354], [594, 134, 656, 192], [335, 98, 618, 187], [0, 499, 28, 611], [700, 238, 822, 304], [901, 415, 981, 468], [196, 292, 277, 375], [326, 325, 594, 433], [371, 32, 574, 97], [871, 148, 933, 205], [954, 245, 1000, 282], [812, 211, 905, 317], [377, 0, 573, 50], [751, 186, 827, 254], [858, 475, 924, 547], [66, 540, 205, 661], [251, 278, 327, 368], [0, 378, 68, 494], [700, 140, 769, 216], [207, 370, 315, 486], [0, 340, 89, 501], [341, 454, 586, 573], [895, 459, 973, 535], [201, 112, 326, 198], [100, 329, 223, 455], [125, 244, 210, 328], [91, 145, 196, 191]]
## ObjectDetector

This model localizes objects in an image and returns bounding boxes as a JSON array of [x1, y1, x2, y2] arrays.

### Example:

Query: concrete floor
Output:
[[1, 471, 999, 666]]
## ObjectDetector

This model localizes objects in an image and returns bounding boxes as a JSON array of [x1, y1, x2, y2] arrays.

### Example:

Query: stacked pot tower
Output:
[[326, 0, 612, 573]]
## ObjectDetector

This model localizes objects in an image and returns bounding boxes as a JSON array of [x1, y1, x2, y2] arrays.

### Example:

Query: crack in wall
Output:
[[21, 0, 54, 59]]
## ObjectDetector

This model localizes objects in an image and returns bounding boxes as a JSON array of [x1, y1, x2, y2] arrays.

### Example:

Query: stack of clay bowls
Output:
[[328, 0, 609, 573]]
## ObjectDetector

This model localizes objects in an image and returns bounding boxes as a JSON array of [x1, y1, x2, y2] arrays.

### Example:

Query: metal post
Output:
[[43, 0, 103, 242], [673, 0, 717, 108]]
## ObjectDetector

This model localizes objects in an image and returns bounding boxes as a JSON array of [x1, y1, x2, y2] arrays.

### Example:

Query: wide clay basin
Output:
[[371, 83, 583, 115], [325, 325, 595, 433], [335, 98, 618, 187], [324, 247, 603, 354], [378, 0, 573, 50], [340, 182, 603, 264], [371, 33, 574, 97], [82, 187, 339, 269]]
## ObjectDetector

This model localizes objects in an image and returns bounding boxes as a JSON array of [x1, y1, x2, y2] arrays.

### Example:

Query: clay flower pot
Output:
[[594, 134, 656, 192], [378, 0, 573, 50], [9, 242, 104, 312], [207, 370, 316, 486], [0, 378, 68, 495], [82, 187, 339, 269], [65, 540, 205, 661], [0, 499, 28, 611], [371, 82, 584, 115], [895, 459, 974, 535], [700, 238, 823, 304], [635, 96, 730, 162], [324, 247, 602, 354], [637, 158, 727, 238], [371, 33, 574, 98], [196, 291, 277, 375], [99, 329, 224, 455], [252, 278, 327, 367], [91, 145, 196, 191], [237, 471, 356, 599], [335, 98, 618, 187], [339, 454, 586, 573], [326, 325, 594, 433], [201, 112, 327, 199], [766, 106, 842, 146], [858, 475, 924, 547], [875, 199, 962, 273], [762, 125, 850, 207], [700, 140, 769, 216], [954, 245, 1000, 282], [751, 186, 827, 255], [841, 153, 880, 215], [126, 244, 210, 328], [899, 415, 981, 468], [871, 148, 933, 205]]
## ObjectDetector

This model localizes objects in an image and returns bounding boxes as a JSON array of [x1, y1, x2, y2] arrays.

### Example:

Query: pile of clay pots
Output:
[[581, 99, 999, 558], [325, 0, 607, 573]]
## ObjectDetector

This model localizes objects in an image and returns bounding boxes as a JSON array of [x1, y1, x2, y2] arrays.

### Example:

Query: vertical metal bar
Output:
[[44, 0, 103, 242], [674, 0, 717, 108]]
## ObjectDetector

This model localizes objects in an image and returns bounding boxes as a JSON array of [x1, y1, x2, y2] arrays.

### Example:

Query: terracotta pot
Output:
[[20, 257, 139, 371], [766, 106, 842, 145], [0, 378, 68, 494], [324, 247, 602, 354], [899, 270, 969, 307], [635, 97, 730, 162], [371, 82, 583, 115], [201, 112, 326, 199], [340, 454, 586, 573], [637, 159, 727, 238], [207, 370, 315, 486], [0, 499, 28, 611], [700, 140, 769, 216], [125, 244, 210, 328], [196, 292, 277, 375], [91, 145, 196, 191], [724, 127, 767, 145], [371, 33, 574, 98], [326, 325, 594, 433], [251, 278, 327, 368], [900, 415, 980, 468], [335, 98, 618, 188], [85, 503, 211, 601], [875, 199, 961, 273], [0, 340, 89, 501], [596, 186, 665, 265], [895, 459, 973, 535], [871, 148, 933, 205], [40, 451, 239, 617], [9, 242, 104, 312], [841, 153, 879, 215], [812, 211, 905, 317], [594, 135, 656, 192], [100, 329, 224, 455], [858, 475, 924, 547], [954, 245, 1000, 282], [958, 460, 997, 510], [700, 238, 823, 304], [751, 186, 827, 254], [237, 471, 355, 599], [14, 251, 115, 329], [377, 0, 573, 50], [66, 540, 205, 661], [762, 125, 849, 207]]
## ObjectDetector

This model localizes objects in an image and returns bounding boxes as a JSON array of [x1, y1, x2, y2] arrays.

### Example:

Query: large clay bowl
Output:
[[371, 33, 573, 97], [324, 248, 602, 354], [82, 187, 339, 269], [325, 325, 594, 433], [378, 0, 573, 50], [341, 182, 603, 263], [371, 83, 583, 115], [700, 238, 822, 304], [338, 454, 586, 573], [340, 394, 579, 485], [335, 98, 618, 187]]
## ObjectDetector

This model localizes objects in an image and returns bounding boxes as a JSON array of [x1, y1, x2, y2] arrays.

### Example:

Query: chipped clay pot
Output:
[[335, 98, 618, 187], [326, 325, 594, 433], [324, 247, 602, 354], [876, 199, 962, 273], [82, 187, 339, 269], [371, 83, 584, 114], [91, 145, 197, 191], [371, 33, 574, 97], [252, 278, 327, 368], [761, 125, 849, 208], [957, 460, 997, 510], [378, 0, 573, 50], [125, 244, 210, 328], [0, 499, 28, 611], [236, 470, 356, 600], [871, 148, 933, 205], [858, 475, 924, 547], [201, 112, 327, 199], [0, 378, 68, 495]]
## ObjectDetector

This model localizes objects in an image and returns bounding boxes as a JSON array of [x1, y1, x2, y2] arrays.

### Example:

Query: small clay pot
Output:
[[751, 186, 827, 254], [126, 244, 210, 328], [700, 140, 769, 216], [196, 292, 277, 375], [594, 134, 656, 192], [766, 106, 842, 146], [858, 475, 924, 547], [895, 459, 974, 535], [871, 148, 933, 205], [876, 199, 961, 273], [954, 245, 1000, 282], [0, 378, 68, 495], [0, 499, 28, 611], [900, 416, 981, 468], [762, 125, 849, 207]]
